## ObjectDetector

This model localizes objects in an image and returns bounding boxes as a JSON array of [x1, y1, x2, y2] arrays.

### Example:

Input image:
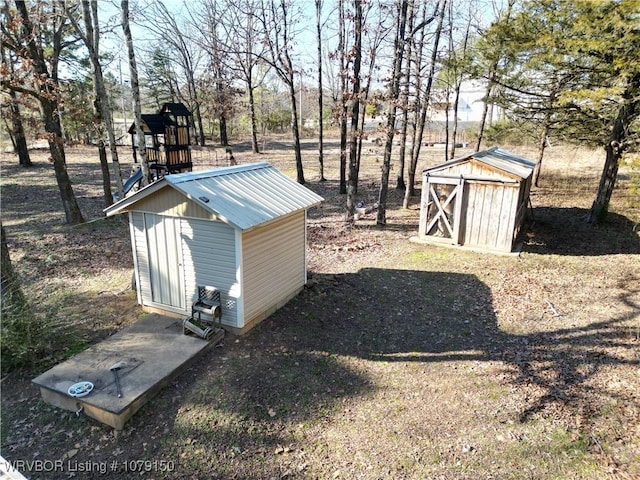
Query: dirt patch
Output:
[[1, 141, 639, 479]]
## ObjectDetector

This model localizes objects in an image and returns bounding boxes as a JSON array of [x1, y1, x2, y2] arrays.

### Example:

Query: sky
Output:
[[96, 0, 506, 83]]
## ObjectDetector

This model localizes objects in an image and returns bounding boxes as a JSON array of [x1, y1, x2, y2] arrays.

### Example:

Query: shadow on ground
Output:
[[287, 268, 638, 422], [5, 269, 637, 479], [524, 207, 639, 256], [152, 267, 638, 478]]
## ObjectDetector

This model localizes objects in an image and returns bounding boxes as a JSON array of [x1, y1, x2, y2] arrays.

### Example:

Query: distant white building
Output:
[[429, 80, 502, 123]]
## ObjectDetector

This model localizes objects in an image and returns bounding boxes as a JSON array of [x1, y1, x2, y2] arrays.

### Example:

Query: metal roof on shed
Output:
[[424, 146, 536, 179], [104, 162, 324, 231]]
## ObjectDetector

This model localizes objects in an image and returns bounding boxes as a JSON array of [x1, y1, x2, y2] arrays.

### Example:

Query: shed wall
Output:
[[181, 218, 240, 328], [130, 212, 240, 326], [434, 161, 520, 182], [131, 212, 152, 305], [131, 188, 216, 220], [241, 212, 306, 326], [461, 181, 519, 251]]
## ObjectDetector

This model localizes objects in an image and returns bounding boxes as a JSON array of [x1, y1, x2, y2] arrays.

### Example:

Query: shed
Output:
[[416, 147, 536, 253], [105, 162, 323, 334]]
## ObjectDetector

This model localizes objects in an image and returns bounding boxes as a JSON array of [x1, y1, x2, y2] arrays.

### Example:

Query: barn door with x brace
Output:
[[419, 175, 465, 244]]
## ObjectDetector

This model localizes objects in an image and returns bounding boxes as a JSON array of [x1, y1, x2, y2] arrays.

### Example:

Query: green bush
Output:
[[0, 290, 74, 374], [484, 119, 539, 146], [1, 296, 41, 374]]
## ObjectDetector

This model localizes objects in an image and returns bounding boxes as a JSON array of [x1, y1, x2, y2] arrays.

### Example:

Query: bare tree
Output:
[[447, 6, 473, 160], [395, 0, 415, 191], [257, 0, 305, 184], [345, 0, 363, 220], [401, 1, 429, 208], [2, 0, 84, 224], [196, 0, 234, 146], [402, 0, 445, 208], [63, 0, 123, 203], [337, 0, 348, 193], [376, 0, 409, 225], [354, 1, 391, 188], [121, 0, 151, 185], [213, 0, 268, 154], [315, 0, 326, 180], [145, 1, 206, 146], [1, 37, 31, 167]]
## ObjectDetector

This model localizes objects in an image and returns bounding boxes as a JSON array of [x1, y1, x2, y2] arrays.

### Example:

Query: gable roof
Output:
[[104, 162, 324, 231], [160, 103, 192, 117], [128, 114, 174, 135], [424, 146, 536, 179]]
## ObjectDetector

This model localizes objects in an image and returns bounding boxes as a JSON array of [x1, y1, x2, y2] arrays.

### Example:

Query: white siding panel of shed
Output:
[[242, 212, 306, 324], [180, 218, 240, 327], [131, 212, 152, 305], [145, 214, 185, 310], [131, 188, 216, 220]]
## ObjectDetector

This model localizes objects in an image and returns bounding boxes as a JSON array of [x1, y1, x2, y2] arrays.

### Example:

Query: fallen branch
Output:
[[545, 299, 561, 317]]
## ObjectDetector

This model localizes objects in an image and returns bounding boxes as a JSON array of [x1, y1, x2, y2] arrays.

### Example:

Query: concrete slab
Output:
[[32, 314, 224, 430]]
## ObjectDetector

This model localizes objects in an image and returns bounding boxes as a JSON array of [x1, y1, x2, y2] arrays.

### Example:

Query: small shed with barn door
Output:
[[415, 147, 536, 253], [104, 162, 323, 335]]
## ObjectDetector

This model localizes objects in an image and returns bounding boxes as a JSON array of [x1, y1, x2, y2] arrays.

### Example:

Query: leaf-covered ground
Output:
[[1, 140, 639, 479]]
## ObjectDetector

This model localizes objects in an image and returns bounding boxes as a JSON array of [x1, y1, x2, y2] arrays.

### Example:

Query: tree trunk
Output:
[[219, 111, 229, 146], [448, 1, 469, 161], [288, 77, 305, 184], [64, 0, 122, 201], [121, 0, 151, 185], [395, 0, 414, 191], [45, 114, 85, 224], [315, 0, 325, 181], [13, 0, 84, 224], [194, 102, 206, 146], [83, 0, 123, 201], [98, 142, 114, 207], [8, 90, 31, 167], [449, 77, 463, 160], [1, 223, 27, 309], [338, 0, 347, 194], [475, 81, 493, 152], [355, 2, 384, 189], [256, 0, 305, 183], [533, 121, 550, 187], [1, 39, 31, 166], [185, 70, 205, 147], [588, 73, 639, 223], [346, 0, 363, 220], [402, 2, 428, 209], [403, 0, 446, 207], [376, 0, 408, 225], [248, 77, 260, 153], [217, 71, 229, 146]]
